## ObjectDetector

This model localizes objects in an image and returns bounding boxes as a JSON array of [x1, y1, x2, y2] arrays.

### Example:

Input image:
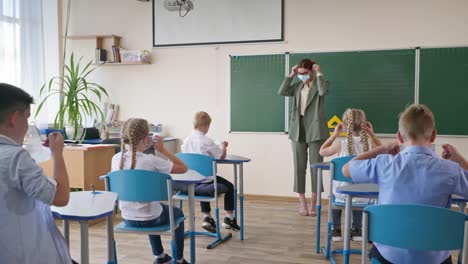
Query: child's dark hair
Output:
[[0, 83, 34, 123], [297, 58, 316, 70]]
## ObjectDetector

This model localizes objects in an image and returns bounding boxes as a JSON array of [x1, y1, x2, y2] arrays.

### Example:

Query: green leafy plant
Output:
[[35, 53, 108, 140]]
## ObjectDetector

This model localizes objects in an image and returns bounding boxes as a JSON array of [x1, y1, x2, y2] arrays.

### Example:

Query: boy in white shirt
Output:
[[179, 111, 240, 232]]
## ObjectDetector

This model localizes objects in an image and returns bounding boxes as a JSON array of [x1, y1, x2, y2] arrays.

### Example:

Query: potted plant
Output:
[[35, 53, 108, 140]]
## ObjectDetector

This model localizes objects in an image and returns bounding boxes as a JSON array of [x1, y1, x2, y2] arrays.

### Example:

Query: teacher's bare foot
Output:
[[309, 199, 317, 217], [299, 197, 309, 216]]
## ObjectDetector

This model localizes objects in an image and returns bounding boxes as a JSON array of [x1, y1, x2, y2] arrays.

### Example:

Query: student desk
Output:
[[311, 162, 331, 254], [216, 155, 251, 240], [66, 137, 177, 154], [65, 139, 103, 144], [336, 184, 379, 264], [171, 170, 206, 264], [39, 144, 117, 191], [51, 191, 118, 264]]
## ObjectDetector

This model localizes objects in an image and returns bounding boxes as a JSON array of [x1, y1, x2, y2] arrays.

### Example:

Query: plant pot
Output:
[[65, 125, 84, 140]]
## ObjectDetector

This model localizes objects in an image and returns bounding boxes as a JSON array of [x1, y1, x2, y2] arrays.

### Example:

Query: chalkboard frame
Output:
[[152, 0, 285, 47]]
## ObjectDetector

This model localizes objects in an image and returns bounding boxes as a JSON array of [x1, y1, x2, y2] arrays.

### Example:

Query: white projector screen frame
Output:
[[152, 0, 284, 47]]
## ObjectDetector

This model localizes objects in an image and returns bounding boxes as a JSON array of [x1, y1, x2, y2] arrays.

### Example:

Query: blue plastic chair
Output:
[[363, 204, 468, 264], [102, 170, 185, 264], [321, 155, 376, 263], [173, 153, 233, 249]]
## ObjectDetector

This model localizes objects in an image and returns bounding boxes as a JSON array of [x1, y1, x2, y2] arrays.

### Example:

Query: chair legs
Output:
[[316, 203, 322, 253], [170, 240, 177, 264], [206, 207, 232, 249], [320, 210, 365, 263], [112, 239, 118, 264], [325, 221, 332, 258], [178, 200, 233, 249]]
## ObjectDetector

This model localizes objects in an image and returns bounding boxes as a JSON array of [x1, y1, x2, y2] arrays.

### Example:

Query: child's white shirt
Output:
[[181, 130, 223, 159], [181, 130, 222, 183], [111, 151, 173, 221], [332, 136, 372, 204]]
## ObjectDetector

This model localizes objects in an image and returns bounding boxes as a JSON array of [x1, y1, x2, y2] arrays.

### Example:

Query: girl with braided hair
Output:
[[319, 109, 382, 242], [111, 118, 190, 264]]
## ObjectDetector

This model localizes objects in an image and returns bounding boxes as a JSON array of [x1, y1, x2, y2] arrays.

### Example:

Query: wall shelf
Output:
[[66, 34, 151, 65], [93, 62, 151, 66], [66, 35, 121, 49]]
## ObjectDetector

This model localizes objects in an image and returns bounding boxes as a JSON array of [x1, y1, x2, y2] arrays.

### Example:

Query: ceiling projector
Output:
[[164, 0, 194, 12]]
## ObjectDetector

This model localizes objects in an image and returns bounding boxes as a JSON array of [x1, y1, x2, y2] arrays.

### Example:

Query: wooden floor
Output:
[[63, 198, 365, 264]]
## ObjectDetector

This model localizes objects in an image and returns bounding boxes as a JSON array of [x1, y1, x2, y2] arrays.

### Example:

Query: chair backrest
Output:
[[330, 155, 355, 183], [176, 153, 215, 177], [364, 204, 468, 251], [106, 170, 171, 202]]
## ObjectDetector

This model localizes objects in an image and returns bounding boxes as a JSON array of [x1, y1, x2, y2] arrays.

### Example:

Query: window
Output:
[[0, 0, 58, 127], [0, 0, 21, 87]]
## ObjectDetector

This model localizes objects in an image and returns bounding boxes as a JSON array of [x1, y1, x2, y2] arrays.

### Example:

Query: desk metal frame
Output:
[[216, 155, 251, 241], [52, 191, 117, 264], [336, 184, 379, 264]]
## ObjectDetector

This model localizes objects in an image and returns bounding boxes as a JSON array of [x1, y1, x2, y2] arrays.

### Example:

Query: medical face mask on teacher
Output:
[[297, 74, 310, 82]]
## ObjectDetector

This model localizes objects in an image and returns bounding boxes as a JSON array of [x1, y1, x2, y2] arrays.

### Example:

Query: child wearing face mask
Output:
[[278, 59, 330, 217], [111, 118, 190, 264]]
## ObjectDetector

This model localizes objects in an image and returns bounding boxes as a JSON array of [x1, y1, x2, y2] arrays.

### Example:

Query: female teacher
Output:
[[278, 58, 330, 216]]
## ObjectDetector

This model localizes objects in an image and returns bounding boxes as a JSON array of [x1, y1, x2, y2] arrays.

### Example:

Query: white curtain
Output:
[[0, 0, 48, 126]]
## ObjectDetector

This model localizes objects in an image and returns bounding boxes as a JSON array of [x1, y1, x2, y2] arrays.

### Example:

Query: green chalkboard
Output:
[[230, 54, 286, 132], [290, 50, 415, 134], [419, 47, 468, 135]]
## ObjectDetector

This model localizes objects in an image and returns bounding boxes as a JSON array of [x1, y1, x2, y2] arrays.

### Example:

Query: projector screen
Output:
[[153, 0, 284, 47]]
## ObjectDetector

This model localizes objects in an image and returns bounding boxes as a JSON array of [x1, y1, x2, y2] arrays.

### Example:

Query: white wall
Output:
[[63, 0, 468, 198]]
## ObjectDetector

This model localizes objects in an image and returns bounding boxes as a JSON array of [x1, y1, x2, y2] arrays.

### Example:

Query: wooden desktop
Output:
[[39, 145, 116, 191]]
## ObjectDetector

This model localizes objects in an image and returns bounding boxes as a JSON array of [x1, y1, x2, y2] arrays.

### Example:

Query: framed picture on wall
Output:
[[152, 0, 284, 47]]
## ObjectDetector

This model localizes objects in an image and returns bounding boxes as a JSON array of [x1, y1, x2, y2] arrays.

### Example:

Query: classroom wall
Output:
[[64, 0, 468, 198]]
